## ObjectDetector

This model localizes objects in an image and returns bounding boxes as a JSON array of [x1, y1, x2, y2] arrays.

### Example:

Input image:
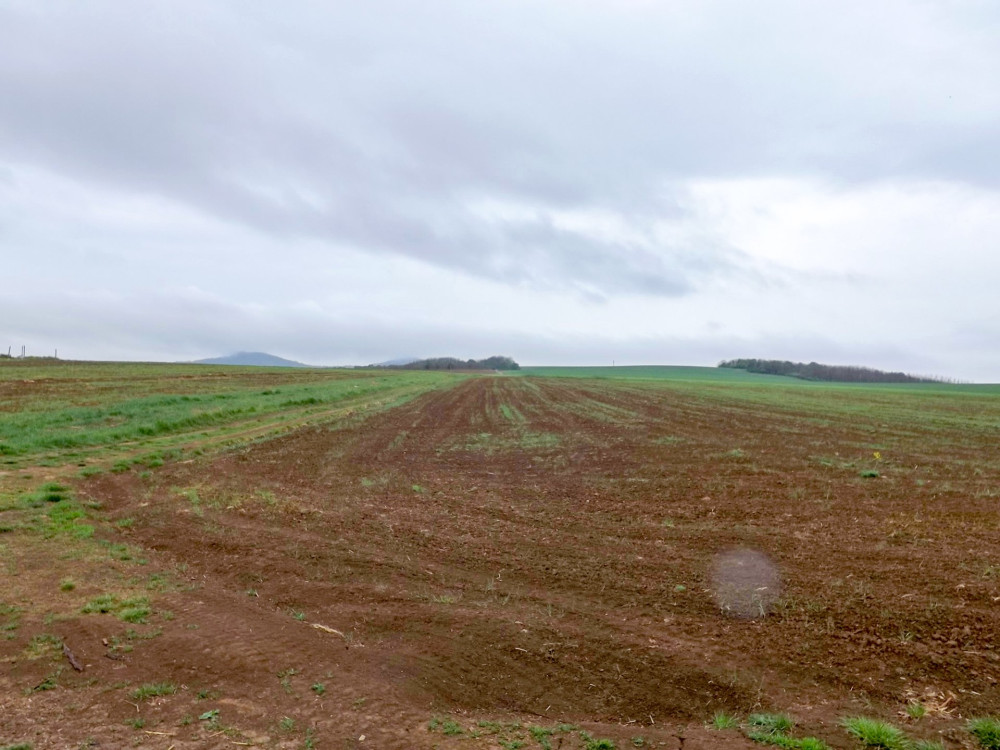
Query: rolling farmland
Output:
[[2, 361, 999, 749]]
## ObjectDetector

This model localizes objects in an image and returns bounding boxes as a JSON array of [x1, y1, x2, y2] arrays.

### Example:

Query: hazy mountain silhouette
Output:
[[193, 352, 311, 367]]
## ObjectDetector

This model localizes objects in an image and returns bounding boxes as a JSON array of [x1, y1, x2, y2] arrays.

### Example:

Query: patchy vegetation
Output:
[[1, 361, 999, 747]]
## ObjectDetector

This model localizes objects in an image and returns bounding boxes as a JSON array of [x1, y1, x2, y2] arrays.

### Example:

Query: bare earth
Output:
[[2, 376, 997, 748]]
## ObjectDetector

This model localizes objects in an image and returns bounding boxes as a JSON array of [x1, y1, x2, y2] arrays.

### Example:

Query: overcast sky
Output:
[[2, 1, 999, 379]]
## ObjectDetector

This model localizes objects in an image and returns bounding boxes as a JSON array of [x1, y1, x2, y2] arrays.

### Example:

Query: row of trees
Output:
[[718, 358, 945, 384], [392, 355, 520, 371]]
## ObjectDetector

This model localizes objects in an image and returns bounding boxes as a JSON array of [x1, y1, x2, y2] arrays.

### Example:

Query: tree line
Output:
[[718, 358, 947, 384], [381, 356, 520, 371]]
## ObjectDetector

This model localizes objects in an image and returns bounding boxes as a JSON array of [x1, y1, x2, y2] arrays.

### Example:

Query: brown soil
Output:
[[2, 376, 997, 748]]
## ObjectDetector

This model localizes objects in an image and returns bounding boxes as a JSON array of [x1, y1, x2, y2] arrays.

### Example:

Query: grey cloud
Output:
[[4, 0, 1000, 384], [4, 1, 997, 298]]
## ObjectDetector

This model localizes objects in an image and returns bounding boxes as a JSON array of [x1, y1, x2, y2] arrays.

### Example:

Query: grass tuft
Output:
[[40, 483, 69, 502], [748, 732, 830, 749], [81, 594, 151, 623], [428, 717, 464, 736], [905, 701, 927, 720], [968, 717, 1000, 749], [130, 682, 176, 701], [796, 739, 832, 750], [711, 711, 740, 730], [840, 717, 909, 749], [749, 714, 795, 734]]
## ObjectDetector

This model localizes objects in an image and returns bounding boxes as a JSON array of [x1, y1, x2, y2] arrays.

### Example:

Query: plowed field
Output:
[[3, 373, 999, 749]]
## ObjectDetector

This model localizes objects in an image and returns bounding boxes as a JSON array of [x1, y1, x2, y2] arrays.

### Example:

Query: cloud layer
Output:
[[2, 1, 999, 379]]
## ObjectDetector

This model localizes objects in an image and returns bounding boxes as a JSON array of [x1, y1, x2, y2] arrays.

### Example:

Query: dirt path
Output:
[[2, 376, 996, 748]]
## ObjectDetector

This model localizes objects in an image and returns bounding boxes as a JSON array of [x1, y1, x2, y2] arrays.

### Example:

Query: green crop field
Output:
[[517, 365, 785, 382], [518, 364, 1000, 444], [0, 359, 461, 471], [519, 364, 1000, 392]]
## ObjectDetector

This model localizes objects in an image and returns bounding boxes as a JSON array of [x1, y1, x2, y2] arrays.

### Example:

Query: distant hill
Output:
[[718, 358, 946, 384], [193, 352, 311, 368], [375, 357, 421, 366]]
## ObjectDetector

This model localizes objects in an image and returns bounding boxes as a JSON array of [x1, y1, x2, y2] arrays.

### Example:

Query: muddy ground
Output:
[[2, 376, 998, 748]]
